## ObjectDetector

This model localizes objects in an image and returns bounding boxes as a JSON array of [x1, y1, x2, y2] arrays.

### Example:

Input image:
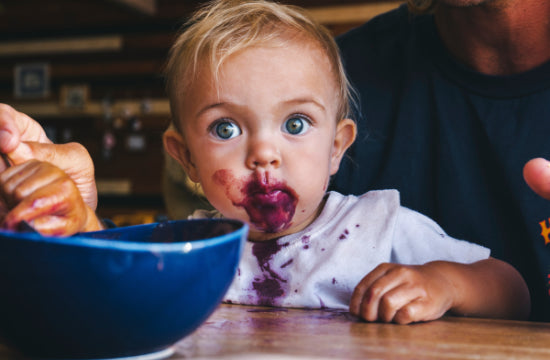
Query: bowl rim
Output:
[[0, 218, 248, 252]]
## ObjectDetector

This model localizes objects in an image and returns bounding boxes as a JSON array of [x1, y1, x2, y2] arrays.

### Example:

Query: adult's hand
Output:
[[0, 160, 103, 235], [0, 104, 97, 210], [523, 158, 550, 201]]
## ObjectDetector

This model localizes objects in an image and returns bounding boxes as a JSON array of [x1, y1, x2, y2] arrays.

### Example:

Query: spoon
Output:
[[1, 153, 38, 233]]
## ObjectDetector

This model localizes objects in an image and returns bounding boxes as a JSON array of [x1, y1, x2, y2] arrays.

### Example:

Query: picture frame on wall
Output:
[[14, 63, 50, 98], [60, 84, 90, 111]]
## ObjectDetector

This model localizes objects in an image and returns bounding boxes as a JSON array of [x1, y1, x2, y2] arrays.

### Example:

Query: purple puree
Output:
[[214, 169, 298, 233], [237, 179, 298, 233]]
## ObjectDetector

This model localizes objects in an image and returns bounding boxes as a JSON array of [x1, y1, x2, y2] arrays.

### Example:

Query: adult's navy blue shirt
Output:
[[332, 4, 550, 321]]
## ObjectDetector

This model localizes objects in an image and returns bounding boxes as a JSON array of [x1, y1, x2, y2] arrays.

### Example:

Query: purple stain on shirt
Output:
[[301, 235, 311, 250], [251, 240, 290, 306], [252, 278, 284, 300], [338, 228, 350, 240], [332, 278, 336, 285], [280, 259, 293, 268]]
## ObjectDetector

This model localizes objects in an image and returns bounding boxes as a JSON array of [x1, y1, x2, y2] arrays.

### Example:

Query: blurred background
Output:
[[0, 0, 403, 225]]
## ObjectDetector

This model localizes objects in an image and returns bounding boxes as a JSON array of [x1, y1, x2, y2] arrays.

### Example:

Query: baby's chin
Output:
[[247, 228, 293, 242], [246, 217, 316, 242]]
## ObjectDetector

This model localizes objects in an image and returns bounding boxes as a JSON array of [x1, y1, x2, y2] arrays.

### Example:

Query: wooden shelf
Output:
[[11, 98, 170, 118]]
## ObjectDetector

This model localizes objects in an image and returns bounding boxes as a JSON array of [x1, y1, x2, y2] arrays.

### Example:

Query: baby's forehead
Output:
[[193, 36, 334, 85]]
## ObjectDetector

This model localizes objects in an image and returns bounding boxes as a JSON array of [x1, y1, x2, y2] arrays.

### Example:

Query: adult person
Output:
[[331, 0, 550, 321]]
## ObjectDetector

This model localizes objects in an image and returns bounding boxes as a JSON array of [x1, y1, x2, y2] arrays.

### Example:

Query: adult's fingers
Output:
[[8, 142, 97, 210], [523, 158, 550, 200], [0, 104, 51, 154], [3, 179, 86, 236]]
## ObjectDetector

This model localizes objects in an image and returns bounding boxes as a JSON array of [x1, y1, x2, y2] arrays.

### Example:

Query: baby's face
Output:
[[171, 40, 355, 240]]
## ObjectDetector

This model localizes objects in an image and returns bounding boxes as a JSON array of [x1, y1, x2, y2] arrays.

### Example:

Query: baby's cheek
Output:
[[206, 169, 243, 212]]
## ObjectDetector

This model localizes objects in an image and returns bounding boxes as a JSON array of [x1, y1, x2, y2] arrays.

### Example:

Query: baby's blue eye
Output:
[[213, 121, 241, 139], [283, 116, 311, 135]]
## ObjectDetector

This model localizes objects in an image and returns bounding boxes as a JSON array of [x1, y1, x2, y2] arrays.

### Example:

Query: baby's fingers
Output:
[[350, 263, 393, 317], [376, 284, 426, 323], [351, 264, 416, 322]]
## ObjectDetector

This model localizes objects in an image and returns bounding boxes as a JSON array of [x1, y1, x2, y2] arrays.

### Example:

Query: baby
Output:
[[161, 0, 529, 323], [0, 0, 530, 324]]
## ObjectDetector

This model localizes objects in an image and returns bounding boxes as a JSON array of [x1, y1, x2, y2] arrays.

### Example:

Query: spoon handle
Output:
[[1, 153, 12, 168]]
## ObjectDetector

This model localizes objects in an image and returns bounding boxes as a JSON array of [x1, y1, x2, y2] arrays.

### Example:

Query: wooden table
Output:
[[170, 304, 550, 360], [2, 304, 550, 359]]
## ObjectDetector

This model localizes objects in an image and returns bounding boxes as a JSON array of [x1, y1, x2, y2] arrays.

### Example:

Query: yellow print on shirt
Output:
[[539, 219, 550, 245]]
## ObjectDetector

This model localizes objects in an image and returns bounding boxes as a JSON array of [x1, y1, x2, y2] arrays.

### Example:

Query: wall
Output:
[[0, 0, 402, 224]]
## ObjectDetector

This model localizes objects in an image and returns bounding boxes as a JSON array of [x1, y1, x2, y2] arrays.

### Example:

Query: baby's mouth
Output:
[[237, 180, 298, 233], [251, 189, 288, 204]]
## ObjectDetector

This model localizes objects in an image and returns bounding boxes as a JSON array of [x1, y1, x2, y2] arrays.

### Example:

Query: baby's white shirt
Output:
[[190, 190, 490, 310]]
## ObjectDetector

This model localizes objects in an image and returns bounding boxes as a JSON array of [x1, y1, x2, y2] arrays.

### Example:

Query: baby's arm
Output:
[[349, 258, 530, 324], [0, 160, 103, 236]]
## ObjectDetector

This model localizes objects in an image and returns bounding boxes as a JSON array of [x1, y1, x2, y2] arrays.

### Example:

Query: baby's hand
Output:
[[0, 160, 102, 236], [349, 262, 454, 324]]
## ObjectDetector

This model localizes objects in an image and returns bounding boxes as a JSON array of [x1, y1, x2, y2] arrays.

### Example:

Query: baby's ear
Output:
[[163, 128, 200, 182], [330, 119, 356, 175]]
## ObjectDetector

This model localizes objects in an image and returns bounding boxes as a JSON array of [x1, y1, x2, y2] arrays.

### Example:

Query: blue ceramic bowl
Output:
[[0, 219, 248, 360]]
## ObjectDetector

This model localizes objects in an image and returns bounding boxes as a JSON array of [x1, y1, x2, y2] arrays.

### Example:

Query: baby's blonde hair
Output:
[[164, 0, 354, 130]]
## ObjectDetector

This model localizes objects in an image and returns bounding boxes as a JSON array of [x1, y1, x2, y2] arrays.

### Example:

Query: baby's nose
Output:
[[246, 139, 281, 169]]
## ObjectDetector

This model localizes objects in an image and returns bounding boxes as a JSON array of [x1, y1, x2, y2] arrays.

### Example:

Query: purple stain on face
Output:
[[251, 240, 290, 306], [237, 176, 298, 233], [213, 169, 298, 233]]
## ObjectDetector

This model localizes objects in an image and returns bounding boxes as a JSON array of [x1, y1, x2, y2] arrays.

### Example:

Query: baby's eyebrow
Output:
[[281, 97, 326, 112], [195, 97, 327, 118], [195, 102, 227, 117]]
